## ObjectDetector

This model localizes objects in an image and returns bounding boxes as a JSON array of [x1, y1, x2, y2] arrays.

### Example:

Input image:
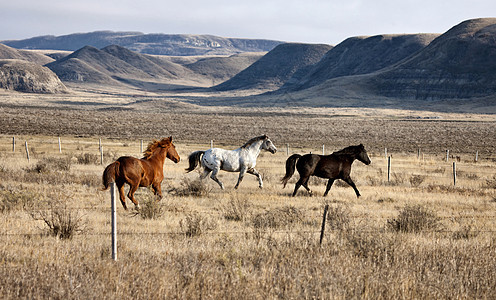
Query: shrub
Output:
[[409, 174, 426, 187], [250, 206, 304, 232], [452, 224, 479, 240], [169, 178, 211, 197], [0, 188, 37, 213], [30, 156, 72, 173], [136, 195, 164, 220], [30, 202, 86, 239], [221, 195, 251, 221], [76, 153, 100, 165], [326, 204, 351, 232], [387, 205, 441, 233], [179, 211, 217, 237]]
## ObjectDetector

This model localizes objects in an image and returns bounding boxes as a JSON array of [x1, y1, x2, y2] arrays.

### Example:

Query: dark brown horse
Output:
[[102, 137, 180, 210], [281, 144, 371, 197]]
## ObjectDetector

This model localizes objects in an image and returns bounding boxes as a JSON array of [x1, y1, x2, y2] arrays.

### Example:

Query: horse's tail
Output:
[[281, 154, 302, 188], [185, 150, 205, 172], [102, 161, 120, 191]]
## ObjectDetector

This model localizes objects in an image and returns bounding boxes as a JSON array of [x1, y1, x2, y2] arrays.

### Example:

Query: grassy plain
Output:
[[0, 89, 496, 298]]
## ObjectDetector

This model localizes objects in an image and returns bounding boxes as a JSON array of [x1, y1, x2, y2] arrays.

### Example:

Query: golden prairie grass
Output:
[[0, 134, 495, 299]]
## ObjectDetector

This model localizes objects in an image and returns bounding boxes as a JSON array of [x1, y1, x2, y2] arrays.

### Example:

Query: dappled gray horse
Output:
[[186, 135, 277, 189]]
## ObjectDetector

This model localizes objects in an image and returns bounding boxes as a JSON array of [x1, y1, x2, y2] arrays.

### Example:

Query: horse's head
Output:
[[357, 144, 371, 165], [262, 135, 277, 154], [162, 136, 180, 163]]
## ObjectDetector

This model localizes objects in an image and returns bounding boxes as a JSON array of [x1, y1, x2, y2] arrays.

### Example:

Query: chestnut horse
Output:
[[281, 144, 371, 197], [102, 137, 180, 210]]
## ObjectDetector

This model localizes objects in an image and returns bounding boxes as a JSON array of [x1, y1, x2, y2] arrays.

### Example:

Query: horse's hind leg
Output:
[[127, 183, 140, 209], [200, 168, 211, 180], [210, 168, 224, 190], [323, 179, 335, 197], [343, 176, 361, 198], [302, 177, 313, 196], [292, 176, 309, 196], [117, 181, 127, 210]]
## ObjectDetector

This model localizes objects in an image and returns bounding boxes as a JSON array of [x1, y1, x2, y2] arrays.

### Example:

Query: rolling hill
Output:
[[290, 18, 496, 102], [2, 31, 283, 56], [281, 33, 438, 92], [0, 59, 67, 93], [213, 43, 332, 92]]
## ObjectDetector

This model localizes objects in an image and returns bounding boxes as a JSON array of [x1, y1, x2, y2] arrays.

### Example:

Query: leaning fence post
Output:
[[110, 182, 117, 261], [453, 162, 456, 186], [320, 204, 329, 245], [25, 141, 30, 162]]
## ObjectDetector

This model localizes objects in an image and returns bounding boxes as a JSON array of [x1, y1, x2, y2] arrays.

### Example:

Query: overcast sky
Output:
[[1, 0, 495, 45]]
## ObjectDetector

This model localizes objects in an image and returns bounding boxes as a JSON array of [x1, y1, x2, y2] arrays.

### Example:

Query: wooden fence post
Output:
[[210, 140, 214, 149], [475, 150, 478, 162], [417, 148, 420, 159], [453, 162, 456, 186], [12, 137, 15, 152], [387, 156, 391, 182], [446, 150, 449, 162], [58, 137, 62, 153], [110, 182, 117, 261], [322, 144, 325, 155], [140, 139, 143, 153], [320, 204, 329, 245], [385, 148, 388, 159], [25, 141, 30, 162], [286, 144, 289, 156], [100, 146, 104, 165]]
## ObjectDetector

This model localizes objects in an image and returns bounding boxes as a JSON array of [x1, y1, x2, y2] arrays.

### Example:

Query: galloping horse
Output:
[[281, 144, 371, 197], [102, 137, 180, 210], [186, 135, 277, 189]]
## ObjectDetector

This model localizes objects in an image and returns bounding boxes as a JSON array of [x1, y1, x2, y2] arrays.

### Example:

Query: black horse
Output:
[[281, 144, 371, 197]]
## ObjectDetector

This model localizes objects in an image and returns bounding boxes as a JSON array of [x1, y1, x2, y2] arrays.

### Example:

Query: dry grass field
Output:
[[0, 129, 495, 299], [0, 89, 496, 298]]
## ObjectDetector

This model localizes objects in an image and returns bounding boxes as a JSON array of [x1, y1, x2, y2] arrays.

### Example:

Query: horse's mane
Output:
[[332, 144, 363, 156], [241, 135, 267, 148], [143, 138, 171, 159]]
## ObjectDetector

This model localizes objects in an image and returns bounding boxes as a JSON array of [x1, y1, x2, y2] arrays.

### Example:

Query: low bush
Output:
[[387, 205, 441, 233], [169, 178, 211, 197], [30, 202, 86, 239]]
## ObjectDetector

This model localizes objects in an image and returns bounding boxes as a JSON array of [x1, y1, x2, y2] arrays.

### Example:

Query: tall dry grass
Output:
[[0, 135, 495, 299]]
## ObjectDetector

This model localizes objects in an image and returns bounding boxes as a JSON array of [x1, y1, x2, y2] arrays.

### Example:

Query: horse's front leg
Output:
[[152, 182, 163, 200], [343, 176, 361, 198], [323, 179, 335, 197], [234, 167, 247, 189], [247, 168, 263, 189]]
